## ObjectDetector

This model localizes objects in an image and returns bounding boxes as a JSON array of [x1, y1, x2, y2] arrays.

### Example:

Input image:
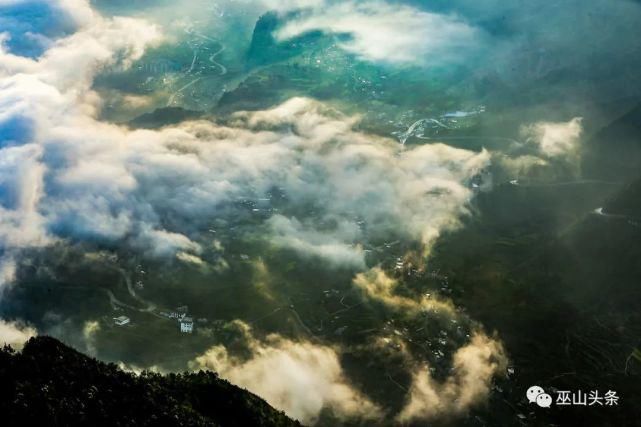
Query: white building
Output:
[[180, 317, 194, 333], [113, 316, 130, 326]]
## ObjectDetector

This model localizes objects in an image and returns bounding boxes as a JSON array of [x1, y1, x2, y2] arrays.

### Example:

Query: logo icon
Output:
[[527, 386, 620, 408], [526, 385, 545, 403], [527, 385, 552, 408], [536, 393, 553, 408]]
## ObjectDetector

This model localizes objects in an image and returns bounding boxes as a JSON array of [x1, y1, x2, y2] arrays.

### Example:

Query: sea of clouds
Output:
[[1, 0, 630, 423]]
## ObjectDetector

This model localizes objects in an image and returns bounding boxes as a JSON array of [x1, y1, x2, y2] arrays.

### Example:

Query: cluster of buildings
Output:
[[113, 315, 130, 326], [108, 265, 201, 334], [159, 305, 194, 333]]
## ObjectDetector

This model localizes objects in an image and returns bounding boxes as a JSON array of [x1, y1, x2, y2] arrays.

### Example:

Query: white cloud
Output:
[[176, 251, 205, 266], [258, 0, 324, 12], [82, 319, 100, 355], [191, 321, 382, 424], [268, 215, 366, 269], [0, 319, 36, 349], [351, 267, 508, 422], [522, 117, 583, 158], [0, 1, 488, 289], [1, 12, 489, 284], [397, 333, 506, 423], [0, 3, 512, 422], [0, 144, 50, 250], [0, 256, 17, 288], [353, 267, 456, 318], [274, 1, 480, 65]]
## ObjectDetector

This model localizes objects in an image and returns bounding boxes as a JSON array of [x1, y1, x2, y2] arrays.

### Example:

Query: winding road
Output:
[[106, 268, 163, 318], [166, 30, 227, 106]]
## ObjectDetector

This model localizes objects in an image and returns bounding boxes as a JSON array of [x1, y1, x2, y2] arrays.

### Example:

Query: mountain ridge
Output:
[[0, 335, 302, 427]]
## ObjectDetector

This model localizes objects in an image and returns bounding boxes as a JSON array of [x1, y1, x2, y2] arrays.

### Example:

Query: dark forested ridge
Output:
[[0, 336, 301, 427]]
